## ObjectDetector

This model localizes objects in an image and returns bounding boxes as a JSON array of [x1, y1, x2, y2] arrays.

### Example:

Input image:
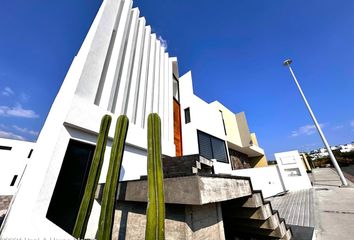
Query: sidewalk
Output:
[[311, 168, 354, 240]]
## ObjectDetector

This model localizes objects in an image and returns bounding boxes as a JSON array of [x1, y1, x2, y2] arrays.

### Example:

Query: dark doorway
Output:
[[46, 139, 95, 234]]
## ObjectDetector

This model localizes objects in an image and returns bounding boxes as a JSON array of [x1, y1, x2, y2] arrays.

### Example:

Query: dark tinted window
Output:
[[10, 175, 18, 186], [184, 108, 191, 124], [0, 146, 12, 150], [46, 139, 95, 234], [197, 130, 228, 163]]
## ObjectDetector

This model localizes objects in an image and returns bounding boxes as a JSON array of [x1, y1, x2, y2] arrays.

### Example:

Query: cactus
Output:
[[72, 114, 112, 239], [97, 115, 129, 240], [145, 113, 165, 240]]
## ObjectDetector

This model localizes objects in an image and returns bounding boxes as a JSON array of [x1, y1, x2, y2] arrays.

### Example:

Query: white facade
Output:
[[1, 0, 175, 237], [275, 150, 312, 191], [1, 0, 277, 238], [0, 138, 34, 196], [179, 71, 232, 173]]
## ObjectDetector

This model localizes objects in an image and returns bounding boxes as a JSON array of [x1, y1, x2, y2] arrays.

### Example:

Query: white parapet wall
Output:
[[232, 166, 286, 198], [275, 150, 312, 191]]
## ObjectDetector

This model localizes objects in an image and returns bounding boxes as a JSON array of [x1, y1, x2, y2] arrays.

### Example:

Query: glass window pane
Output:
[[211, 137, 228, 163], [173, 78, 179, 101], [46, 139, 95, 234], [198, 131, 213, 160]]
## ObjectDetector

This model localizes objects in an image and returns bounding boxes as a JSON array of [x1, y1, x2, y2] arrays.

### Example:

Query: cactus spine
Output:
[[97, 115, 129, 240], [72, 114, 112, 238], [145, 113, 165, 240]]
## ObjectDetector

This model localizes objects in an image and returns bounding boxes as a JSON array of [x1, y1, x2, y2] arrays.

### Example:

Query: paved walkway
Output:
[[269, 189, 315, 227], [268, 168, 354, 240], [311, 168, 354, 240]]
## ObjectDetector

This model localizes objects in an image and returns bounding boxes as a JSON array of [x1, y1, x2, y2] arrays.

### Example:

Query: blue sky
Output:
[[0, 0, 353, 159]]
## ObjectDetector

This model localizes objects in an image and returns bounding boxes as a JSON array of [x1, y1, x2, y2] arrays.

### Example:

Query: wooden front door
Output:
[[173, 99, 183, 156]]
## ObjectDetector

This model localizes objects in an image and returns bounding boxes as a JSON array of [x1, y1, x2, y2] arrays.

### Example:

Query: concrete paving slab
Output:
[[311, 168, 354, 240]]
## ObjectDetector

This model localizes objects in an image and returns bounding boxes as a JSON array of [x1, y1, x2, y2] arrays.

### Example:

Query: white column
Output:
[[164, 52, 170, 141], [168, 58, 174, 143], [125, 17, 146, 120], [112, 8, 140, 114], [143, 34, 156, 128], [97, 0, 132, 110], [75, 0, 123, 103], [152, 40, 161, 114], [135, 26, 151, 127], [158, 47, 165, 138]]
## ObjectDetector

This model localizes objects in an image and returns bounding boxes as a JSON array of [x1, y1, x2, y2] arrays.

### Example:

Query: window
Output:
[[197, 130, 229, 163], [27, 149, 33, 158], [285, 168, 301, 177], [184, 107, 191, 124], [0, 145, 12, 151], [219, 110, 227, 135], [10, 175, 18, 186], [173, 75, 180, 102], [47, 139, 95, 234]]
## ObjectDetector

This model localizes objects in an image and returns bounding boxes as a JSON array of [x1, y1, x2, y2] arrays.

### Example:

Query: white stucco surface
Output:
[[232, 166, 286, 198], [0, 138, 34, 196], [275, 150, 312, 191], [1, 0, 175, 237]]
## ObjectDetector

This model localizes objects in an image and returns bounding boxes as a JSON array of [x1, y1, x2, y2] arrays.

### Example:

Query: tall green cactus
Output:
[[145, 113, 165, 240], [72, 114, 112, 238], [97, 115, 129, 240]]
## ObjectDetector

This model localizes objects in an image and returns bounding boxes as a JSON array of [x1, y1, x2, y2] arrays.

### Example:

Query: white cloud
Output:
[[332, 125, 344, 130], [351, 120, 354, 128], [0, 130, 25, 140], [158, 35, 168, 50], [291, 123, 325, 137], [12, 125, 39, 136], [1, 87, 14, 96], [0, 104, 39, 118]]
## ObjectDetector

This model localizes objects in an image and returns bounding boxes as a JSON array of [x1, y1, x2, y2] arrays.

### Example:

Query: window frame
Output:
[[197, 130, 229, 164]]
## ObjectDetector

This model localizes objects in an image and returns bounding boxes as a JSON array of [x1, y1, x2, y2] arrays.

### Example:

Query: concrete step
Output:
[[229, 212, 281, 230], [232, 192, 263, 208], [229, 220, 288, 239], [280, 229, 292, 240], [223, 202, 273, 220]]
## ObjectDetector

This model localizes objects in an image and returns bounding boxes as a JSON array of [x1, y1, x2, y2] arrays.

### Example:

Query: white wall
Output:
[[232, 166, 286, 198], [0, 138, 34, 196], [179, 71, 232, 173], [1, 0, 175, 237], [275, 150, 312, 191]]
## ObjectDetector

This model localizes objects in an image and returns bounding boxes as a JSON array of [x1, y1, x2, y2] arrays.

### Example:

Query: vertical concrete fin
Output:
[[135, 26, 151, 127], [125, 17, 146, 121], [111, 7, 140, 114], [143, 33, 156, 128], [97, 0, 133, 111]]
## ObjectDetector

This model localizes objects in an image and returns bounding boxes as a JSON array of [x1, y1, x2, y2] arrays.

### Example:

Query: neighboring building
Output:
[[339, 143, 354, 153], [0, 138, 34, 224], [307, 142, 354, 159], [0, 0, 281, 239]]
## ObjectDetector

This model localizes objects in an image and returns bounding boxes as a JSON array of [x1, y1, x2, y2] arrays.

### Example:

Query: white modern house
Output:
[[0, 0, 290, 239]]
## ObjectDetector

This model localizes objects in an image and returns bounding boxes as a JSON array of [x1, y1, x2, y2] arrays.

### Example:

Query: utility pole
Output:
[[283, 59, 348, 186]]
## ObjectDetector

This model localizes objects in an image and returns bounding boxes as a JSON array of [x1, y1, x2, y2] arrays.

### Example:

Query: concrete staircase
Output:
[[163, 155, 293, 239], [222, 191, 292, 239], [110, 154, 293, 239]]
